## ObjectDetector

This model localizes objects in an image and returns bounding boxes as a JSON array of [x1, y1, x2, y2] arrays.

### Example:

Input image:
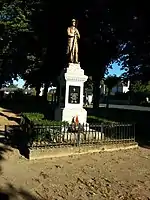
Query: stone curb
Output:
[[29, 143, 138, 160]]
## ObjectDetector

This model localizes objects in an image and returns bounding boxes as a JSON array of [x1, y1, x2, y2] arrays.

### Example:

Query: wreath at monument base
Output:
[[68, 116, 84, 133]]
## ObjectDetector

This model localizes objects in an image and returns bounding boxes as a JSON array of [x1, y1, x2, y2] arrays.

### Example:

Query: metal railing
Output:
[[5, 123, 135, 148], [27, 123, 135, 147]]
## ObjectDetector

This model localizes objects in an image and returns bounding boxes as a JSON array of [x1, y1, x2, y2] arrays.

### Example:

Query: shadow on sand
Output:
[[0, 184, 42, 200], [2, 125, 30, 159], [0, 139, 43, 200], [86, 107, 150, 149], [0, 145, 12, 173], [0, 97, 54, 120], [0, 112, 20, 125]]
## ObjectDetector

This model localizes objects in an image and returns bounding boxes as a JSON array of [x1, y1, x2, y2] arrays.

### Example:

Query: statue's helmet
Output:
[[72, 19, 76, 22]]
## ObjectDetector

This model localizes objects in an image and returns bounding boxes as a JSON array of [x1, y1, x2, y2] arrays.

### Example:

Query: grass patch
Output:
[[87, 115, 117, 124], [86, 107, 150, 123]]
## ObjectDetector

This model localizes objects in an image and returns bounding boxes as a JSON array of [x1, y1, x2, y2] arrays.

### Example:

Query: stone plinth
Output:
[[55, 63, 88, 124]]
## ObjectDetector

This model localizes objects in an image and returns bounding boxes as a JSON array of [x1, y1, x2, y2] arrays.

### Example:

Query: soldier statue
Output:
[[67, 19, 80, 63]]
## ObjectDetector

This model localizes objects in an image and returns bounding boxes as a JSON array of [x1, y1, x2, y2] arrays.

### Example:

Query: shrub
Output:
[[87, 115, 117, 125], [21, 112, 69, 145], [21, 112, 68, 126], [21, 112, 44, 121]]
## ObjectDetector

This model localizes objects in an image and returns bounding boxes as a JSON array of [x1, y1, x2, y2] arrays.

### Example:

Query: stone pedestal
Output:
[[55, 63, 88, 124]]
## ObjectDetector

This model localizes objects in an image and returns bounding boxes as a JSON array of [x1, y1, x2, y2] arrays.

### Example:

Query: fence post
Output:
[[77, 131, 81, 146], [101, 123, 104, 140]]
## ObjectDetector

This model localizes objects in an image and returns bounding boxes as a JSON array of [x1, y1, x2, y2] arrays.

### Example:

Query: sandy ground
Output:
[[0, 147, 150, 200], [0, 108, 150, 200], [0, 107, 20, 131]]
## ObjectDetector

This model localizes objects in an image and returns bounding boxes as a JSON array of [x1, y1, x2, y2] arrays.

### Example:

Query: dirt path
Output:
[[0, 108, 150, 199], [0, 147, 150, 200], [0, 107, 20, 131]]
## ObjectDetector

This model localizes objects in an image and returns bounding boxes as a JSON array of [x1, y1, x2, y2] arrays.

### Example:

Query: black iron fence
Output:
[[5, 123, 135, 148]]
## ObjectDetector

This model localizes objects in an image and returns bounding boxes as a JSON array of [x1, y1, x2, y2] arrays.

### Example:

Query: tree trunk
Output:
[[106, 90, 110, 109], [43, 82, 49, 102], [93, 76, 100, 109], [56, 84, 60, 105], [35, 84, 40, 98]]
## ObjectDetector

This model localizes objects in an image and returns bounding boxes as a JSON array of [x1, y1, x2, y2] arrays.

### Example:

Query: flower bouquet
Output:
[[68, 116, 84, 133]]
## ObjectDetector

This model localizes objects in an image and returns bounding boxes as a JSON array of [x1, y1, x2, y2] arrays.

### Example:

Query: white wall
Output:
[[122, 86, 129, 93]]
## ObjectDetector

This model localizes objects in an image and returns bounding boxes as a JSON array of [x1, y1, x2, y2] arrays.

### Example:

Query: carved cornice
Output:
[[65, 75, 87, 82], [65, 63, 88, 82]]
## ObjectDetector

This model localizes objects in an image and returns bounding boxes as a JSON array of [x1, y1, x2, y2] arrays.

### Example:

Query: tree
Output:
[[128, 81, 150, 105], [104, 75, 120, 108], [78, 1, 148, 108], [1, 0, 150, 108], [116, 2, 150, 83], [84, 76, 93, 91], [80, 4, 122, 108], [130, 81, 150, 93], [0, 0, 50, 99], [7, 83, 18, 88], [0, 0, 32, 87], [0, 1, 125, 105]]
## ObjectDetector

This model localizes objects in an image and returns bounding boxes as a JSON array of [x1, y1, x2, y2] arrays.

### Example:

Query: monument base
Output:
[[54, 62, 88, 124], [55, 107, 87, 124]]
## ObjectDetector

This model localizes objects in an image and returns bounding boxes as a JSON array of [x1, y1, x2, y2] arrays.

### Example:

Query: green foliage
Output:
[[33, 119, 69, 126], [47, 93, 52, 101], [31, 88, 36, 96], [0, 0, 31, 86], [0, 0, 45, 88], [1, 1, 150, 105], [21, 112, 69, 144], [87, 116, 117, 125], [130, 81, 150, 93], [0, 1, 30, 33], [21, 112, 68, 126], [22, 112, 44, 121], [7, 83, 18, 88]]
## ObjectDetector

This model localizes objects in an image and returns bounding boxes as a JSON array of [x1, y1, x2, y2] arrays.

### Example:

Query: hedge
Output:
[[21, 112, 69, 126]]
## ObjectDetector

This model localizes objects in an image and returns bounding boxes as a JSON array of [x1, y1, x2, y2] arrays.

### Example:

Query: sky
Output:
[[13, 63, 124, 88], [107, 62, 124, 77], [13, 78, 25, 88]]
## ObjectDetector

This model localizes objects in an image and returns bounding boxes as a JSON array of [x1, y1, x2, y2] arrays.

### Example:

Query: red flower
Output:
[[75, 116, 79, 125]]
